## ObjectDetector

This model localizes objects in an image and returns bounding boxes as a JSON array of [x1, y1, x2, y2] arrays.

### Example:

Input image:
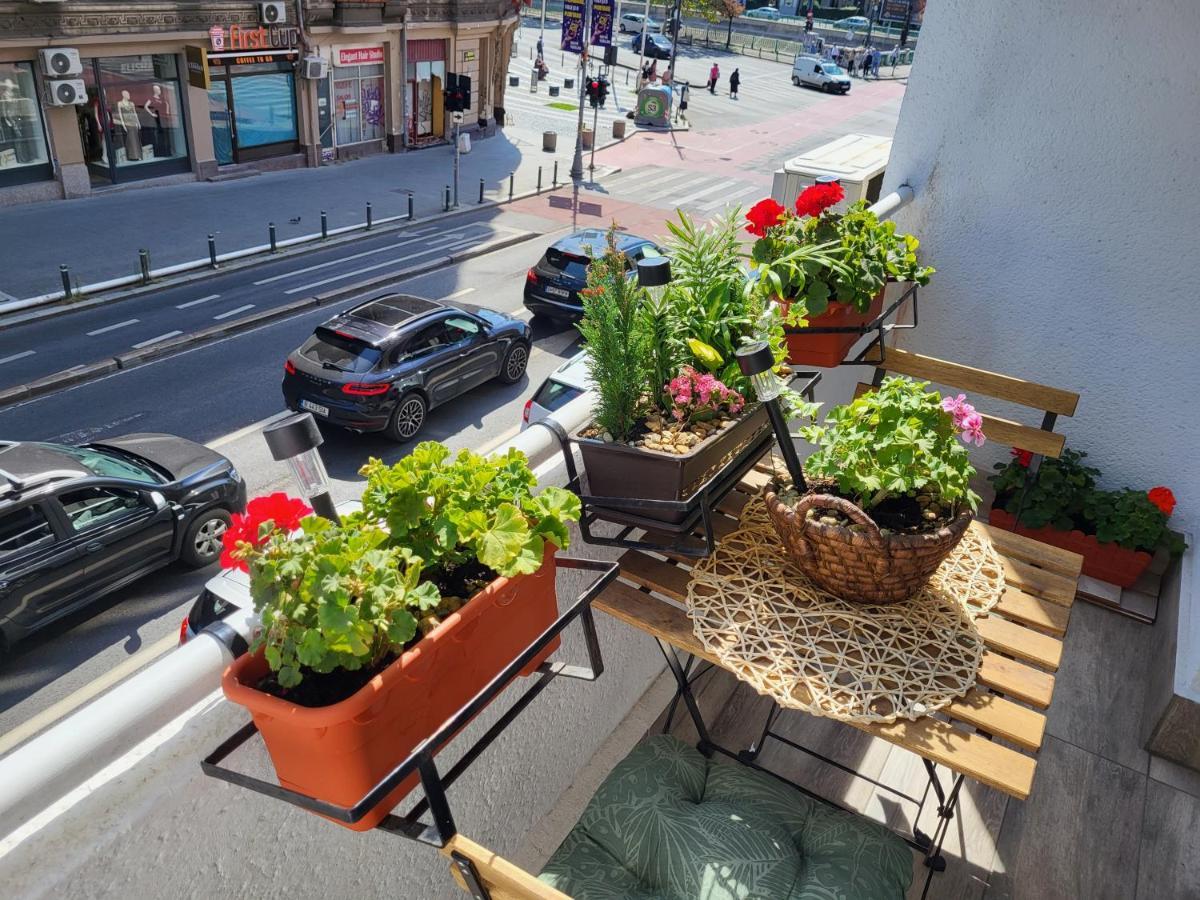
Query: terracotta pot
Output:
[[764, 487, 973, 604], [573, 405, 769, 525], [221, 545, 560, 831], [988, 507, 1150, 588], [782, 289, 886, 368]]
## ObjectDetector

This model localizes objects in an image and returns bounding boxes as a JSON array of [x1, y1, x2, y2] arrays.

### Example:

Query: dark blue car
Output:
[[282, 294, 532, 442]]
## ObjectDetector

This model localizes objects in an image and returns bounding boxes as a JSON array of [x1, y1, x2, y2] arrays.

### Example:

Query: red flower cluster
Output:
[[1148, 486, 1177, 517], [1010, 448, 1033, 468], [794, 181, 845, 218], [220, 492, 313, 572], [745, 198, 787, 237]]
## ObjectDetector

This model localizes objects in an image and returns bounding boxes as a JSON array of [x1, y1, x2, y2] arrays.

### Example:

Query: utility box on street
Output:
[[635, 86, 671, 127], [771, 134, 892, 213]]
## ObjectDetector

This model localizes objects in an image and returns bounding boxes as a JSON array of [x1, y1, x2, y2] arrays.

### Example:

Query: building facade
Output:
[[0, 0, 520, 205]]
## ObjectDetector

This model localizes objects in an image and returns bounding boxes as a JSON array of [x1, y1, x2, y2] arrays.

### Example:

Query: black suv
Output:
[[282, 293, 532, 442], [0, 436, 246, 663], [524, 229, 667, 322]]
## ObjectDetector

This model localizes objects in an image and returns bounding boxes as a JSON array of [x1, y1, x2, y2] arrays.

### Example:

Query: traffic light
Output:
[[444, 73, 460, 112], [603, 44, 618, 66], [597, 76, 609, 108], [586, 78, 600, 108], [457, 74, 471, 112]]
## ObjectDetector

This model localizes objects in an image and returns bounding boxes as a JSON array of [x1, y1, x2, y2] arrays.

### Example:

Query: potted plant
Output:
[[764, 377, 984, 603], [220, 445, 580, 831], [573, 217, 830, 524], [745, 181, 934, 367], [989, 448, 1185, 587]]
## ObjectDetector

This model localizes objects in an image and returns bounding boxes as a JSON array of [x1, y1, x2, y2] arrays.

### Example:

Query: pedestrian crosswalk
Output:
[[596, 165, 770, 218]]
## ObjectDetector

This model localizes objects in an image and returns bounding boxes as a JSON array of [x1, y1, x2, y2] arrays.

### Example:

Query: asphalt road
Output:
[[0, 234, 585, 738]]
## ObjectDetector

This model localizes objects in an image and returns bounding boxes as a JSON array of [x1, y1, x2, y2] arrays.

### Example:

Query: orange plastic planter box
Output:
[[988, 507, 1152, 588], [222, 545, 560, 831], [783, 290, 885, 368]]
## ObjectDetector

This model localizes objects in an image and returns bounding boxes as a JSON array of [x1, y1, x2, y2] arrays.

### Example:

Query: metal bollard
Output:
[[207, 234, 218, 268], [479, 178, 485, 203], [537, 166, 542, 194], [508, 173, 514, 200], [138, 249, 151, 285], [366, 202, 373, 230], [444, 185, 451, 211], [320, 210, 328, 240], [407, 192, 414, 220], [59, 264, 72, 299], [269, 223, 277, 253], [553, 160, 559, 187]]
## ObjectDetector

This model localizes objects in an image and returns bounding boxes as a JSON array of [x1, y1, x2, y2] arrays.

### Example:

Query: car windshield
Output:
[[301, 329, 383, 374], [41, 443, 166, 484], [824, 64, 845, 74]]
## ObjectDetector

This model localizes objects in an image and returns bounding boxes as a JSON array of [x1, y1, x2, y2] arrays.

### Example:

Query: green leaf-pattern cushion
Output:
[[539, 735, 912, 900]]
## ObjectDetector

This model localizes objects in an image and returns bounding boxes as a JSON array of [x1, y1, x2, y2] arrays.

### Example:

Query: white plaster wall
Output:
[[881, 0, 1200, 538]]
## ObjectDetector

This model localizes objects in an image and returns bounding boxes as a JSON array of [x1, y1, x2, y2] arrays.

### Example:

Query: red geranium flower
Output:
[[1148, 486, 1176, 517], [794, 181, 845, 218], [745, 198, 788, 237], [220, 492, 313, 572], [1010, 448, 1033, 468]]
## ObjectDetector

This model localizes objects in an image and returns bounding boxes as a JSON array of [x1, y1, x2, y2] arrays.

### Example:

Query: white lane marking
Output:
[[86, 319, 139, 336], [175, 293, 221, 309], [253, 226, 481, 286], [443, 287, 476, 300], [673, 179, 742, 208], [131, 330, 183, 349], [0, 350, 35, 366], [213, 304, 255, 320], [283, 231, 483, 295], [208, 409, 292, 449]]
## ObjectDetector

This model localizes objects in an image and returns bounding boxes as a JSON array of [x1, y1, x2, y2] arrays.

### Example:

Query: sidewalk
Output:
[[0, 126, 583, 303]]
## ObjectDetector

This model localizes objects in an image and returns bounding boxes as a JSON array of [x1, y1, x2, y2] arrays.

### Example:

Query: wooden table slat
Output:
[[944, 689, 1046, 751], [594, 581, 1041, 799], [998, 555, 1079, 607], [975, 615, 1063, 671], [995, 586, 1071, 637], [978, 521, 1084, 580], [977, 650, 1055, 709]]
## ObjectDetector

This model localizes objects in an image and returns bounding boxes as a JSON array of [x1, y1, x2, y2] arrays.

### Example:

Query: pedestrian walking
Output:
[[729, 68, 740, 99], [871, 48, 882, 78], [537, 35, 544, 58], [708, 62, 720, 94], [678, 81, 689, 122], [845, 51, 855, 76]]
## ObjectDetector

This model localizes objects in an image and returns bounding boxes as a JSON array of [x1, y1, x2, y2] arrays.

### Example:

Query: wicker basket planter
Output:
[[763, 487, 973, 604]]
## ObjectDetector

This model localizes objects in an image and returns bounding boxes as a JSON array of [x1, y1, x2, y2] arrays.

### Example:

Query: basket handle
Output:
[[791, 493, 885, 548]]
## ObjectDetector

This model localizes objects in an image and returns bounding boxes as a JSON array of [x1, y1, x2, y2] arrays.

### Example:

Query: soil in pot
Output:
[[773, 480, 959, 536]]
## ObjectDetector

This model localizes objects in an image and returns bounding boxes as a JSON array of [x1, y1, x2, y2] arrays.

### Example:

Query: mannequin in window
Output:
[[0, 77, 37, 165], [114, 89, 142, 162], [143, 83, 172, 158]]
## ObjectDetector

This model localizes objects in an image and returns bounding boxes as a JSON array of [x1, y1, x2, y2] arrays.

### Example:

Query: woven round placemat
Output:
[[686, 495, 1006, 724]]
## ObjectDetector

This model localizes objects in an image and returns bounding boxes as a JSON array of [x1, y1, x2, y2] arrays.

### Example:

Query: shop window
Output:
[[231, 72, 297, 148], [0, 62, 51, 186], [332, 63, 385, 146], [97, 55, 188, 170]]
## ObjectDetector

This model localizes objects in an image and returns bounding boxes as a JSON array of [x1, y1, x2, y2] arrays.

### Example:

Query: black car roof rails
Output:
[[0, 467, 81, 500]]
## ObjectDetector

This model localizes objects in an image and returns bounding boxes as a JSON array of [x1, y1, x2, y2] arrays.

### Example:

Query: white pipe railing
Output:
[[0, 388, 596, 836]]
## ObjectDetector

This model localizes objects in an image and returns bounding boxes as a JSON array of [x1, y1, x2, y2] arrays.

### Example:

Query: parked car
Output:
[[524, 230, 667, 322], [521, 349, 592, 430], [619, 11, 661, 33], [745, 6, 782, 20], [792, 55, 851, 93], [0, 435, 246, 663], [837, 15, 870, 30], [631, 32, 674, 59], [282, 294, 532, 443]]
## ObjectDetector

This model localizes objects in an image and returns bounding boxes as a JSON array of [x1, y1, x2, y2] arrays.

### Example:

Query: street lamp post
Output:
[[262, 411, 340, 523], [735, 341, 807, 492], [570, 0, 594, 181]]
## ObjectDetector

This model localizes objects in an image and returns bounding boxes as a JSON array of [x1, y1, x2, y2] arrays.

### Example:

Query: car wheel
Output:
[[181, 507, 231, 569], [499, 342, 531, 384], [386, 392, 427, 442], [792, 75, 800, 86]]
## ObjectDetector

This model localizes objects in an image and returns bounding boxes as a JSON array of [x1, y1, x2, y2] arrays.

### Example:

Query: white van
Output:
[[791, 55, 851, 94], [619, 11, 661, 34]]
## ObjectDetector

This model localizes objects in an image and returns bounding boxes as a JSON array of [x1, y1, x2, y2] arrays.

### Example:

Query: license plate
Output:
[[300, 399, 329, 417], [545, 286, 571, 298]]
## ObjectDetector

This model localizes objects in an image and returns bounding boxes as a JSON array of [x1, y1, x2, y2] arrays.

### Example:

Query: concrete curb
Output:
[[1, 230, 544, 410], [0, 151, 624, 332]]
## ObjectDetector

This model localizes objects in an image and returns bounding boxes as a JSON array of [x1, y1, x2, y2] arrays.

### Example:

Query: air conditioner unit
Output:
[[45, 79, 87, 106], [39, 48, 82, 77], [300, 57, 328, 80], [258, 1, 287, 24]]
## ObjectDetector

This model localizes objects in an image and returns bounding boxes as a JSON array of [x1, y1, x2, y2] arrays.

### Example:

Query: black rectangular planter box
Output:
[[572, 405, 769, 525]]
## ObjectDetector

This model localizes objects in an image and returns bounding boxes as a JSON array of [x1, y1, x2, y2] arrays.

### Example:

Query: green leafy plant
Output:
[[988, 448, 1098, 529], [577, 228, 654, 441], [1084, 489, 1183, 554], [357, 442, 580, 577], [798, 376, 981, 512], [246, 517, 439, 688]]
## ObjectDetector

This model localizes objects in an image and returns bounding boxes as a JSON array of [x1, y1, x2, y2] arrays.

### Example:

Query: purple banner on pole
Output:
[[561, 0, 584, 53], [590, 0, 614, 47]]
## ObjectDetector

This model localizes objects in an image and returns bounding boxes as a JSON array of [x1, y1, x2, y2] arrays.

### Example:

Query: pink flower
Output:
[[959, 412, 986, 446], [941, 393, 968, 419]]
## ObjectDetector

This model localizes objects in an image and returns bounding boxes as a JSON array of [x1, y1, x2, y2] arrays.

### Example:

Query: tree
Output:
[[717, 0, 745, 47]]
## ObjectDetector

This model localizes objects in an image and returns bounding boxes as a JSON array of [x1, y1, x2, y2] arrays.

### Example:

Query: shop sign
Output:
[[209, 23, 300, 53], [561, 0, 584, 53], [185, 45, 210, 89], [338, 46, 385, 66], [463, 50, 476, 62]]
